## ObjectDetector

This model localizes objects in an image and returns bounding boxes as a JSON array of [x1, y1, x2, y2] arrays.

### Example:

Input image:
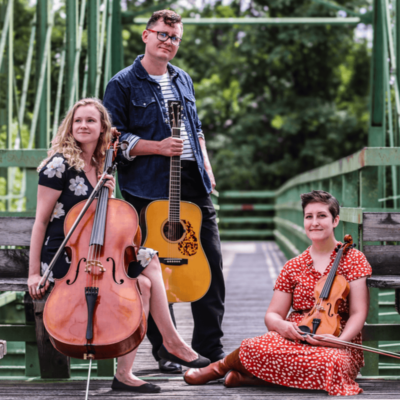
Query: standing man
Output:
[[103, 10, 225, 372]]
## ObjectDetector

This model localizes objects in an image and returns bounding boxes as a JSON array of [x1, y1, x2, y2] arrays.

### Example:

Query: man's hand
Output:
[[199, 138, 216, 190], [157, 137, 184, 157], [206, 166, 216, 190]]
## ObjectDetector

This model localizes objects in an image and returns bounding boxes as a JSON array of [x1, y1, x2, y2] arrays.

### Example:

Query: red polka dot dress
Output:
[[239, 246, 372, 396]]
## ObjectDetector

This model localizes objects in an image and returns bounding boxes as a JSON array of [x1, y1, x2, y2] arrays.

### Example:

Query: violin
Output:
[[296, 235, 400, 361], [43, 132, 146, 361], [298, 235, 355, 337]]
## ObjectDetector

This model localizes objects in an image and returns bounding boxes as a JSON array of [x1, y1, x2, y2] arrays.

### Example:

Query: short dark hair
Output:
[[300, 190, 340, 220], [146, 10, 182, 30]]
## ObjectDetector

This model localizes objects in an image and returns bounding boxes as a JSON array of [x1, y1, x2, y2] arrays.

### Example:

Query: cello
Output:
[[43, 132, 146, 363]]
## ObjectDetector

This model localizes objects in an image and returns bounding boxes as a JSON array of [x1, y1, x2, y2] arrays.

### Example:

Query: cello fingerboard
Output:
[[89, 149, 114, 246]]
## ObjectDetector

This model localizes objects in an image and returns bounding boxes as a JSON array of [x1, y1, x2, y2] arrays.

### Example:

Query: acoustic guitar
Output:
[[142, 100, 211, 303]]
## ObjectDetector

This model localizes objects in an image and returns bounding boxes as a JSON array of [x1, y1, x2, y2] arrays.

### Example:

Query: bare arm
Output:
[[199, 138, 216, 190], [264, 290, 305, 341], [129, 137, 184, 157], [28, 185, 62, 300]]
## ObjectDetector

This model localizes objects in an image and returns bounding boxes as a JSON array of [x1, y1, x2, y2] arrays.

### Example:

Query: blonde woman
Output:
[[28, 98, 209, 393]]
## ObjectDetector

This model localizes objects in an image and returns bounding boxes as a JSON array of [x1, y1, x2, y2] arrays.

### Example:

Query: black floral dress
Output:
[[39, 153, 157, 281]]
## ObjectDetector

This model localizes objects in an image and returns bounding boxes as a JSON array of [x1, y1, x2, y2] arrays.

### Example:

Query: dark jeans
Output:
[[121, 161, 225, 361]]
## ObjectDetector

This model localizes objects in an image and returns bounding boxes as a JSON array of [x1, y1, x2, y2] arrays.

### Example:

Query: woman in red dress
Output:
[[185, 190, 372, 396]]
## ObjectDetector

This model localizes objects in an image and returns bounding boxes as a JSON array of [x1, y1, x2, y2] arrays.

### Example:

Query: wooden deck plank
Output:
[[1, 241, 400, 398]]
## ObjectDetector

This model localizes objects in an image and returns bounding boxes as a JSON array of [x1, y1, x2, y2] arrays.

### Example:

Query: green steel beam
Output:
[[219, 229, 273, 237], [52, 36, 66, 138], [68, 0, 87, 110], [397, 0, 400, 86], [273, 217, 311, 245], [369, 0, 386, 147], [363, 324, 400, 341], [111, 0, 123, 77], [19, 16, 36, 143], [219, 204, 274, 211], [0, 150, 48, 168], [219, 190, 275, 199], [276, 148, 400, 196], [5, 0, 12, 146], [311, 0, 365, 18], [35, 0, 50, 149], [66, 0, 77, 109], [0, 292, 17, 308], [0, 211, 35, 216], [95, 0, 108, 97], [0, 325, 36, 342], [103, 0, 113, 90], [275, 201, 303, 212], [273, 229, 300, 258], [340, 207, 363, 224], [131, 17, 361, 26], [87, 0, 99, 97], [30, 2, 52, 150], [0, 0, 11, 72], [120, 1, 175, 22], [220, 217, 273, 224]]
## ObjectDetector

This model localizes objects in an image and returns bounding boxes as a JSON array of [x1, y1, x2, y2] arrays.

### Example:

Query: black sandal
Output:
[[111, 376, 161, 393], [158, 345, 211, 368]]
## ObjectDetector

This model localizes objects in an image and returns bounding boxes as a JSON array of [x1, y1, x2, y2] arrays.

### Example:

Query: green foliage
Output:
[[2, 0, 371, 194], [123, 0, 370, 190]]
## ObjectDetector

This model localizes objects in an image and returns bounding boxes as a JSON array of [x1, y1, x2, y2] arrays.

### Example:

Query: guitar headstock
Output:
[[168, 100, 182, 129]]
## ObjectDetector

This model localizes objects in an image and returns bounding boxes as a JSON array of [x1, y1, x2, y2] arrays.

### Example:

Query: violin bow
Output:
[[304, 332, 400, 360]]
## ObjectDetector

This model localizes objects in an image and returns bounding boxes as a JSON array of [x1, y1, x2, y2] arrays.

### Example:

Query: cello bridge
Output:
[[85, 260, 106, 273], [316, 305, 325, 311]]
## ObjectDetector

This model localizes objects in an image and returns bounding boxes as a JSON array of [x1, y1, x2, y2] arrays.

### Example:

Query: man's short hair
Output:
[[300, 190, 340, 220], [146, 10, 182, 30]]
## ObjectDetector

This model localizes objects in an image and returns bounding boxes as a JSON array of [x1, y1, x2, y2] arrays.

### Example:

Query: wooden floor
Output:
[[1, 241, 400, 399]]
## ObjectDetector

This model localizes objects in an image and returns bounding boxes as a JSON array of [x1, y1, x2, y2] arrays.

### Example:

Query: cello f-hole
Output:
[[107, 257, 124, 285], [67, 258, 86, 285]]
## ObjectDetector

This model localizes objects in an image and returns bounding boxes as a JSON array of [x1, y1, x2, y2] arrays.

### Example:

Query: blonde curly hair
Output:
[[38, 98, 112, 173]]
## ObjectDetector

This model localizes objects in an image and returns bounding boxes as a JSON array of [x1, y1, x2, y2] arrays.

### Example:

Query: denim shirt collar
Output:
[[133, 54, 180, 81]]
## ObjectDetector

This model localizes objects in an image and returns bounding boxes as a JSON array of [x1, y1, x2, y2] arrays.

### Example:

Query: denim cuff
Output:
[[124, 135, 141, 161], [197, 131, 205, 140]]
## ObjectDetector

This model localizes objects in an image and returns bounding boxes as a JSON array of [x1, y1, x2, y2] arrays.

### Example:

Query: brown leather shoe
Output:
[[184, 362, 228, 385], [224, 371, 271, 388], [184, 348, 241, 385]]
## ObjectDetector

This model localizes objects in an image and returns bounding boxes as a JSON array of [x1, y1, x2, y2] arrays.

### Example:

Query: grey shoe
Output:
[[158, 358, 182, 374]]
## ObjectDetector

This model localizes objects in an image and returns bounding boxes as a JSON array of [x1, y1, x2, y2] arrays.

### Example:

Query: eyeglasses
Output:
[[147, 29, 182, 47]]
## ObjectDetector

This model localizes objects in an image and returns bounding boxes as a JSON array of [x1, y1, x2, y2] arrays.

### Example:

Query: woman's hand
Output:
[[110, 127, 121, 137], [28, 273, 50, 300], [274, 321, 306, 341], [304, 333, 345, 349], [98, 173, 115, 197]]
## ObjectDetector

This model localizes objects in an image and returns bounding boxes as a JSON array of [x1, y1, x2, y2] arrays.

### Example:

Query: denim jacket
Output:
[[103, 55, 212, 200]]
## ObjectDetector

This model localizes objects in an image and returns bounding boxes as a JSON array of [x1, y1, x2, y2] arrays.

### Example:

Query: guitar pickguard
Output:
[[178, 220, 198, 256]]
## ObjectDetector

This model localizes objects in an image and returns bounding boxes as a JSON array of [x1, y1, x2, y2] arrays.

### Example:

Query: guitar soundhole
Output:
[[163, 221, 186, 242]]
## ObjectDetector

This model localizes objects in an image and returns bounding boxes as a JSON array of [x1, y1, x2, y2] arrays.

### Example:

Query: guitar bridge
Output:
[[159, 258, 188, 266]]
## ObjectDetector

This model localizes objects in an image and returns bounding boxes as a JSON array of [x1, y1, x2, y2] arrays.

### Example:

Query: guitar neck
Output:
[[169, 127, 181, 222]]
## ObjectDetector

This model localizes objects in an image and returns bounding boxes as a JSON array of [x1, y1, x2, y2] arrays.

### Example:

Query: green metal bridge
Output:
[[1, 0, 400, 382]]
